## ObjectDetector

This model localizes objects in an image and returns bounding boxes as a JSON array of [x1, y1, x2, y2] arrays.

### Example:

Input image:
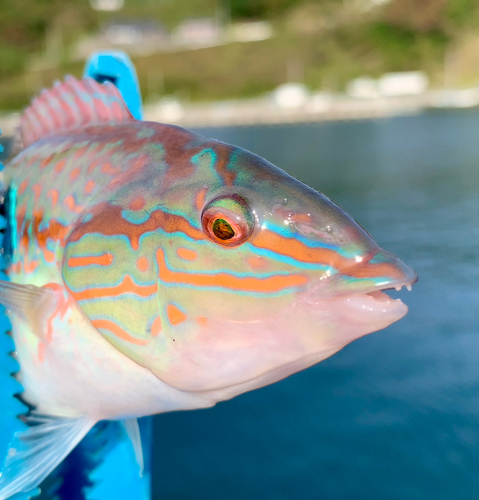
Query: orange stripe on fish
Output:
[[47, 189, 59, 208], [40, 154, 54, 169], [70, 167, 81, 181], [151, 316, 162, 336], [167, 304, 187, 325], [87, 159, 101, 174], [70, 275, 157, 301], [44, 249, 56, 263], [253, 230, 344, 266], [85, 180, 96, 194], [64, 195, 83, 213], [18, 180, 28, 195], [136, 256, 149, 272], [156, 249, 308, 293], [34, 216, 69, 248], [43, 283, 73, 341], [67, 253, 113, 268], [176, 247, 198, 261], [102, 163, 120, 175], [55, 159, 66, 173], [73, 145, 89, 161], [253, 231, 404, 279], [32, 183, 42, 201], [91, 319, 148, 346], [9, 262, 21, 273], [68, 204, 205, 251], [128, 196, 145, 211], [213, 145, 236, 185], [195, 186, 208, 212], [24, 259, 39, 274]]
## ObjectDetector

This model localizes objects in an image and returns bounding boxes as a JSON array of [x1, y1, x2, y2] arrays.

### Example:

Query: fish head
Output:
[[63, 131, 416, 402]]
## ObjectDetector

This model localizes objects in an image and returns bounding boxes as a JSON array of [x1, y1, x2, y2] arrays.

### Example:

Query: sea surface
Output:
[[151, 110, 479, 499]]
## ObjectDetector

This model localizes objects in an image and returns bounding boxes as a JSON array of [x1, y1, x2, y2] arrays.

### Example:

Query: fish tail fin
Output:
[[0, 413, 94, 500]]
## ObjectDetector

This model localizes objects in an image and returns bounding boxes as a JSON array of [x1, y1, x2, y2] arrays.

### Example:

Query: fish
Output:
[[0, 76, 417, 499]]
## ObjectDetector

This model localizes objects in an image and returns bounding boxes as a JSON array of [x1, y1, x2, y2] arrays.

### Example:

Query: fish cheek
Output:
[[61, 224, 161, 366]]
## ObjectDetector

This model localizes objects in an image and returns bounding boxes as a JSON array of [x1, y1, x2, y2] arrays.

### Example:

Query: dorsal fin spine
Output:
[[84, 78, 106, 121], [41, 88, 64, 130], [23, 108, 43, 146], [20, 76, 134, 148], [36, 91, 57, 131], [53, 81, 82, 128], [68, 77, 97, 125]]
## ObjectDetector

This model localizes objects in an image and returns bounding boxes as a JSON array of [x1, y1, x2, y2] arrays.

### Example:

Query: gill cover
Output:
[[61, 202, 163, 367]]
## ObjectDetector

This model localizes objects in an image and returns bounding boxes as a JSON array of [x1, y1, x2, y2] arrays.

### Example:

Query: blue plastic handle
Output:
[[83, 51, 143, 120]]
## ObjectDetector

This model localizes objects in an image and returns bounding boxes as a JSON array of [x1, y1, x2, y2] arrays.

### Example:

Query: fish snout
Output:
[[304, 248, 417, 302]]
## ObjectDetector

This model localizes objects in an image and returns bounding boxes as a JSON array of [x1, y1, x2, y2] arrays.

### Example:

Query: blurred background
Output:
[[1, 1, 479, 499], [2, 0, 479, 122]]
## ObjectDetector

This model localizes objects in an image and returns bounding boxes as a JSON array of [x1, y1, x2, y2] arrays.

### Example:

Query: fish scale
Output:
[[0, 76, 416, 499]]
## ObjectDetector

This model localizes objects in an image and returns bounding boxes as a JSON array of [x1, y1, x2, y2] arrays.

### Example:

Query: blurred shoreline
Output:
[[144, 88, 479, 128], [2, 87, 479, 137]]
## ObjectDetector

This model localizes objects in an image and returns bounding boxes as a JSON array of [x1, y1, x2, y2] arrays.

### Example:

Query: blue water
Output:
[[152, 111, 479, 499], [1, 110, 478, 499]]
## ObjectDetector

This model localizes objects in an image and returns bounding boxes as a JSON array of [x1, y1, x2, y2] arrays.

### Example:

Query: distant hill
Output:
[[1, 0, 479, 111]]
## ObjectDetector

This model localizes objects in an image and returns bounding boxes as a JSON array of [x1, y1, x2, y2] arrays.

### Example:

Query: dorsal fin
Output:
[[20, 76, 135, 147]]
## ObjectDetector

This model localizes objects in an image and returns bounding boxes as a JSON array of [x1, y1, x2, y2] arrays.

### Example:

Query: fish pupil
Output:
[[212, 218, 235, 240]]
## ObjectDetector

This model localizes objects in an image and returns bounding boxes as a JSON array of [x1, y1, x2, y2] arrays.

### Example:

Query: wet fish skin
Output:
[[0, 77, 416, 500]]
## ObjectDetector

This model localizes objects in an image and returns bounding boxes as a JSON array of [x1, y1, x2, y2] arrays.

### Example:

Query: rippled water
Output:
[[152, 110, 479, 499]]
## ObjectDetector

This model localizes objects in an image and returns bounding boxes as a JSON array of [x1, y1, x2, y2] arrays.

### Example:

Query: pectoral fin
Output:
[[0, 280, 70, 341], [0, 413, 94, 500], [0, 280, 44, 324]]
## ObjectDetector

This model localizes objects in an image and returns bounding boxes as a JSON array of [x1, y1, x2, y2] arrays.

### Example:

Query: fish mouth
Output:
[[337, 280, 416, 320], [303, 249, 418, 322], [344, 265, 418, 314], [194, 275, 418, 401]]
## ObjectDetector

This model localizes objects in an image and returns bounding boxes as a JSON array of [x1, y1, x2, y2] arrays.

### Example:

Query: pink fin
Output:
[[20, 76, 134, 147]]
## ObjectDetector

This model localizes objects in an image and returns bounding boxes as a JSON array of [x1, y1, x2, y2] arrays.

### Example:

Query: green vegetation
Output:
[[0, 0, 479, 111]]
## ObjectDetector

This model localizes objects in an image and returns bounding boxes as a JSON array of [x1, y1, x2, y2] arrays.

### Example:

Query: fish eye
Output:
[[201, 195, 254, 247], [212, 218, 235, 240]]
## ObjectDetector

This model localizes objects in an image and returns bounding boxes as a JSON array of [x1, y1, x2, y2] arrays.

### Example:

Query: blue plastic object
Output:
[[83, 51, 143, 120], [0, 51, 151, 500]]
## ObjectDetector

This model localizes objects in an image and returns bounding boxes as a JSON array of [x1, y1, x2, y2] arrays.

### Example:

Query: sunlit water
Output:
[[151, 110, 479, 499]]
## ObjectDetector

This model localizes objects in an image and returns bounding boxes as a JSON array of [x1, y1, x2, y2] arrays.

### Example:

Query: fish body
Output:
[[0, 78, 416, 498]]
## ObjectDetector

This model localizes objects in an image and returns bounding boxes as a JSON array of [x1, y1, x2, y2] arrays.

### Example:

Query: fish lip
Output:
[[303, 271, 418, 304], [303, 246, 418, 303], [301, 274, 416, 321], [348, 270, 418, 297], [332, 290, 409, 320]]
